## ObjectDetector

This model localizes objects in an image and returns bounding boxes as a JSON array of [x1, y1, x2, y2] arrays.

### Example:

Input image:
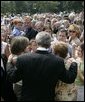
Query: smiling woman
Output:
[[68, 24, 81, 46]]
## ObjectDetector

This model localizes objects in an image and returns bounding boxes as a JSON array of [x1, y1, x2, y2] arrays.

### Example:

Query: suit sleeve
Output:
[[7, 57, 23, 83], [58, 59, 77, 84]]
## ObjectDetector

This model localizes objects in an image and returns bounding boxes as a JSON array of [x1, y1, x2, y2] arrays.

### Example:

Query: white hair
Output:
[[36, 31, 51, 48]]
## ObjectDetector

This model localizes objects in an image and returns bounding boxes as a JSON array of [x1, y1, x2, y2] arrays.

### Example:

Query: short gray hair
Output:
[[35, 31, 51, 48]]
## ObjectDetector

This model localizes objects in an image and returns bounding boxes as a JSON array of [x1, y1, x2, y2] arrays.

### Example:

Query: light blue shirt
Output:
[[11, 27, 24, 36]]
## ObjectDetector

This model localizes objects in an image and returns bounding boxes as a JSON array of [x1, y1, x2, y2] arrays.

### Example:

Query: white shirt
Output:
[[37, 47, 49, 51]]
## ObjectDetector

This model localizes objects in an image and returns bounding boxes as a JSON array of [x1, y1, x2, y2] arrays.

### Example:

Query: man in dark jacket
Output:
[[7, 31, 77, 101], [23, 16, 38, 40]]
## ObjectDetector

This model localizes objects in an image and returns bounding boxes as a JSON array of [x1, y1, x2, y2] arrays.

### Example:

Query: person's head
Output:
[[10, 36, 29, 55], [1, 33, 7, 42], [44, 18, 51, 25], [69, 12, 75, 21], [13, 18, 23, 30], [51, 18, 58, 26], [77, 43, 84, 58], [53, 42, 68, 58], [57, 29, 68, 42], [35, 31, 51, 48], [68, 24, 80, 38], [29, 39, 38, 52], [35, 21, 44, 32], [62, 20, 70, 28], [43, 25, 52, 35], [23, 16, 32, 28], [52, 21, 61, 34], [1, 26, 8, 42], [74, 18, 83, 25]]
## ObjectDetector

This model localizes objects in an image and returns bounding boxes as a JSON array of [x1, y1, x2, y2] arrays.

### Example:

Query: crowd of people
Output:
[[1, 11, 84, 101]]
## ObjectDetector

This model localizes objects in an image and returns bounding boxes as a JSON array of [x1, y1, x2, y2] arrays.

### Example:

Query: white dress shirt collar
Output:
[[37, 47, 49, 51]]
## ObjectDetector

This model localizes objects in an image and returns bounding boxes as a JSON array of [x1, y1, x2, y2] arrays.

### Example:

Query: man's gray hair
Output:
[[36, 31, 51, 48]]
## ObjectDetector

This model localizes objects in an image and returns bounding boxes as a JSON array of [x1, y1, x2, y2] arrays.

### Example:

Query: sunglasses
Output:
[[69, 30, 76, 33]]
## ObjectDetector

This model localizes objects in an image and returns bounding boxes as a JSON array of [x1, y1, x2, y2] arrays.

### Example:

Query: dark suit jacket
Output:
[[24, 27, 38, 40], [1, 67, 17, 101], [7, 50, 77, 101]]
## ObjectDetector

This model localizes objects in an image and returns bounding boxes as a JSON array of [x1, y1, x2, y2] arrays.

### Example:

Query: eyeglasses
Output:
[[69, 30, 76, 33]]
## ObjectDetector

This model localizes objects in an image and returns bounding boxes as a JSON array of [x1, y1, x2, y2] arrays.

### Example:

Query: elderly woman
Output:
[[53, 42, 77, 101], [7, 36, 29, 101], [51, 18, 58, 31]]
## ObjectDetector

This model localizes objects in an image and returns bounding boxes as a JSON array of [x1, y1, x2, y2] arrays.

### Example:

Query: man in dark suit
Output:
[[7, 31, 77, 101], [23, 16, 38, 40]]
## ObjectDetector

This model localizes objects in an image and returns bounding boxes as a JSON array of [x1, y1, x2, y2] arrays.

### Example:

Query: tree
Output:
[[1, 1, 84, 14], [9, 1, 16, 13]]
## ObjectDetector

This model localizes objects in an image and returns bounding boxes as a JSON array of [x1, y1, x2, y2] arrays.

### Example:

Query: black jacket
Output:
[[24, 27, 38, 40], [1, 67, 17, 101], [7, 50, 77, 101]]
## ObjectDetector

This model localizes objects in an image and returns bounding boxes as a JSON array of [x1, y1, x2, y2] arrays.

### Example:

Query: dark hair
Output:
[[10, 36, 29, 55], [53, 27, 59, 34]]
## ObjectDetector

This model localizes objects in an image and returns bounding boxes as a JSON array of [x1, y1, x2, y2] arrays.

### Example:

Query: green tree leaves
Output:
[[1, 1, 84, 14]]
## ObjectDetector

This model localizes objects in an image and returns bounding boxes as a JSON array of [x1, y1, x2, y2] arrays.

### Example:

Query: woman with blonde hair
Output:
[[68, 24, 81, 46]]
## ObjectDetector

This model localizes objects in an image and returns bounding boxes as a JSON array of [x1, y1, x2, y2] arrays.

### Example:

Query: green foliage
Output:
[[1, 1, 84, 14]]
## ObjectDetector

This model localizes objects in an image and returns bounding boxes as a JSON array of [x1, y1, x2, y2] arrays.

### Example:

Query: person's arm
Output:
[[7, 56, 23, 83], [1, 97, 4, 101], [78, 63, 84, 82], [58, 58, 77, 84], [71, 43, 77, 59], [5, 44, 11, 58], [78, 69, 84, 82]]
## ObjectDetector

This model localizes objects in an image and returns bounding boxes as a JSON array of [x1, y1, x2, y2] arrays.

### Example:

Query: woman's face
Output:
[[24, 44, 31, 52], [76, 46, 83, 58], [69, 30, 77, 38], [1, 33, 7, 42], [45, 28, 52, 34], [31, 42, 38, 52], [58, 32, 67, 42]]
